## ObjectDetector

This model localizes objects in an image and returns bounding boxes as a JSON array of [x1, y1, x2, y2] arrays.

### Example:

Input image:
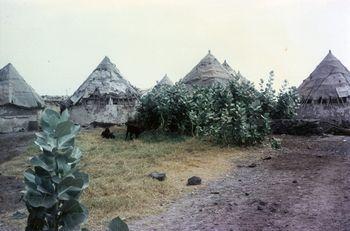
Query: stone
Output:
[[149, 172, 166, 181], [187, 176, 202, 186], [248, 163, 257, 168]]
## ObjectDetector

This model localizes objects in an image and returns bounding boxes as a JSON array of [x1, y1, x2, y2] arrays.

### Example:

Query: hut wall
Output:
[[297, 104, 350, 123], [0, 105, 40, 133], [69, 102, 137, 126]]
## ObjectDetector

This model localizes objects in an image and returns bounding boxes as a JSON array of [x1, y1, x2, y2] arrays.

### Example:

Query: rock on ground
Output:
[[130, 135, 350, 231]]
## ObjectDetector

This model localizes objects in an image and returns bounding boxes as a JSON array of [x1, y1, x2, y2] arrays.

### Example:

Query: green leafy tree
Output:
[[137, 71, 298, 146], [23, 109, 89, 231], [258, 71, 277, 116], [272, 80, 300, 119]]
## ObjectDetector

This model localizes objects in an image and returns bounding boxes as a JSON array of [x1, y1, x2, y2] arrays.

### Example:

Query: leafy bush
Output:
[[137, 72, 299, 146], [138, 84, 192, 134], [258, 71, 277, 116], [271, 80, 300, 119], [23, 109, 130, 231], [270, 137, 282, 149], [23, 109, 89, 231]]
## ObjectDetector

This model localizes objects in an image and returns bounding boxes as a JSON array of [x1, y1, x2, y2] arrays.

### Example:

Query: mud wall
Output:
[[296, 104, 350, 123], [0, 105, 40, 133], [69, 103, 137, 126]]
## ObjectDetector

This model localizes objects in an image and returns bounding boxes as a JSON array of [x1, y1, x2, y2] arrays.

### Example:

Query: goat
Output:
[[125, 121, 144, 140], [101, 127, 115, 139]]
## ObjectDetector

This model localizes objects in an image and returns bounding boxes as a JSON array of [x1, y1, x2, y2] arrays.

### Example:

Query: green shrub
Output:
[[138, 84, 192, 134], [270, 137, 282, 149], [23, 109, 89, 231], [23, 109, 130, 231], [271, 80, 300, 119], [137, 72, 298, 146]]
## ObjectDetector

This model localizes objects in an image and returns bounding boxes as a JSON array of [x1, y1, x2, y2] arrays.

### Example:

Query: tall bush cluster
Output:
[[137, 72, 299, 145]]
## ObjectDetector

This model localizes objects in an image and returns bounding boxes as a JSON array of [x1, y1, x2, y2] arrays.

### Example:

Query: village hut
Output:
[[222, 60, 237, 76], [68, 56, 140, 126], [140, 74, 174, 98], [297, 50, 350, 124], [222, 60, 247, 84], [180, 51, 233, 88], [0, 63, 44, 133], [42, 95, 68, 111], [155, 74, 173, 87]]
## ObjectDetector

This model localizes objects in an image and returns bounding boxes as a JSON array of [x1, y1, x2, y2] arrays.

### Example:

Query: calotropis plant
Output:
[[23, 109, 89, 231]]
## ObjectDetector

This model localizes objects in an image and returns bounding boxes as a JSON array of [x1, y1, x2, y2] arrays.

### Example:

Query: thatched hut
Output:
[[0, 63, 44, 133], [297, 50, 350, 124], [68, 56, 140, 125], [155, 74, 173, 87], [181, 51, 233, 88], [222, 60, 247, 84]]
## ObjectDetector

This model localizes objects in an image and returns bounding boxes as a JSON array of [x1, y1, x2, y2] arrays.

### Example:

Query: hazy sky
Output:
[[0, 0, 349, 95]]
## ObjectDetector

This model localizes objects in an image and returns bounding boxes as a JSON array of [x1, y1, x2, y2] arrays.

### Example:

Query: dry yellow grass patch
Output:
[[0, 127, 254, 230]]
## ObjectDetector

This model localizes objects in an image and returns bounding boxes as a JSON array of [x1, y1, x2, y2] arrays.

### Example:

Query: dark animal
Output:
[[59, 99, 72, 114], [101, 127, 115, 139], [125, 121, 144, 140]]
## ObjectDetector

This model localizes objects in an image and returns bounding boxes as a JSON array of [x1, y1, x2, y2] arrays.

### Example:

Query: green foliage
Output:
[[270, 137, 282, 149], [137, 72, 299, 146], [258, 71, 277, 116], [271, 80, 300, 119], [23, 109, 89, 231], [138, 84, 192, 134]]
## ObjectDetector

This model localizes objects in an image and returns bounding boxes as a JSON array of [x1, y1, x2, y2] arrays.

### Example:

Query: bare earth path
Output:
[[130, 135, 350, 231]]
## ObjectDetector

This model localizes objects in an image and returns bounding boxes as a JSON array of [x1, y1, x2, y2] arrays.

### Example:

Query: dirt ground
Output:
[[1, 134, 350, 231], [0, 132, 35, 231], [130, 135, 350, 231]]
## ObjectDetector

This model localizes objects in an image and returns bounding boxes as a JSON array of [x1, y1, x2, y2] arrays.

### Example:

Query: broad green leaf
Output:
[[59, 200, 88, 231], [25, 188, 57, 208]]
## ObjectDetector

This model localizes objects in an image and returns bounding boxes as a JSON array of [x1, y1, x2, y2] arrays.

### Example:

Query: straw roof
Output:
[[222, 60, 248, 84], [222, 60, 236, 75], [298, 51, 350, 101], [0, 63, 44, 108], [70, 56, 140, 105], [181, 51, 233, 88], [156, 74, 173, 87]]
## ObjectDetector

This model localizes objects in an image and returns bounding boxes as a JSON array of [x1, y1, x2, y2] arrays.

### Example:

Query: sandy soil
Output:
[[130, 135, 350, 231]]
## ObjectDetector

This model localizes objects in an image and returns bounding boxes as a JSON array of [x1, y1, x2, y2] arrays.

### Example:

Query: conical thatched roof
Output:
[[298, 51, 350, 102], [222, 60, 236, 75], [0, 63, 44, 108], [70, 56, 140, 105], [222, 60, 248, 84], [156, 74, 173, 87], [181, 51, 233, 88]]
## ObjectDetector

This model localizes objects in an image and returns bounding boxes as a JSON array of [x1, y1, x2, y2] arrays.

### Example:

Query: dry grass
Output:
[[0, 127, 253, 230]]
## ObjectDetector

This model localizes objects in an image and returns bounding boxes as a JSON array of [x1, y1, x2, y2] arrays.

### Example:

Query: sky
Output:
[[0, 0, 349, 95]]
